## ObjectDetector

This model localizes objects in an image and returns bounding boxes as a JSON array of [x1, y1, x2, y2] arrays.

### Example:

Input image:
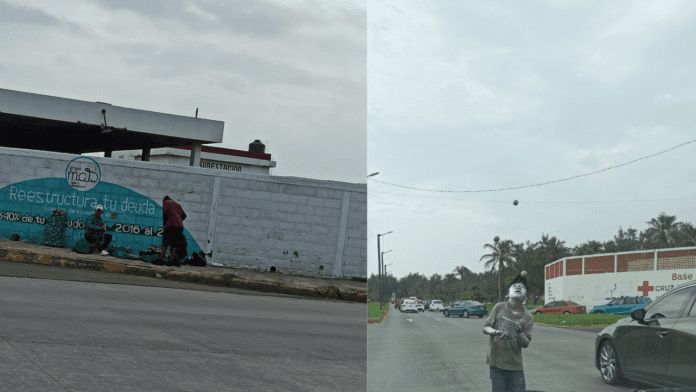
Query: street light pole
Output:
[[377, 231, 392, 309], [384, 262, 392, 303], [381, 250, 392, 308]]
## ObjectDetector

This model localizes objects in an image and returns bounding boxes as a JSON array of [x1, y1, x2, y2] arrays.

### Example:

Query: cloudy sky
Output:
[[0, 0, 366, 183], [368, 0, 696, 279]]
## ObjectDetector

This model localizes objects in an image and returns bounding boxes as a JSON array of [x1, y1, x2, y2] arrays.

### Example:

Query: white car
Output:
[[416, 301, 425, 312], [429, 300, 444, 312], [401, 300, 418, 313]]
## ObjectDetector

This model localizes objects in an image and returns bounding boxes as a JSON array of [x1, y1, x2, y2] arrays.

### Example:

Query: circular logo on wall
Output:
[[65, 157, 101, 191]]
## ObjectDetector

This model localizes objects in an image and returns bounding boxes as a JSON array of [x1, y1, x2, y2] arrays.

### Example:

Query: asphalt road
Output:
[[0, 274, 366, 391], [367, 308, 656, 392]]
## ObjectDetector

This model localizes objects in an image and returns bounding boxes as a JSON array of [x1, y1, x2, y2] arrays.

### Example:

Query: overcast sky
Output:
[[0, 0, 366, 183], [368, 0, 696, 279]]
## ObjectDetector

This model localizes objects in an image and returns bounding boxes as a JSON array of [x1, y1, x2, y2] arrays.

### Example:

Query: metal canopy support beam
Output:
[[141, 148, 151, 162], [190, 142, 202, 167]]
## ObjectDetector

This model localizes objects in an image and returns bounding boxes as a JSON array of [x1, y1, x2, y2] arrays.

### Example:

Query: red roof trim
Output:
[[173, 145, 271, 161]]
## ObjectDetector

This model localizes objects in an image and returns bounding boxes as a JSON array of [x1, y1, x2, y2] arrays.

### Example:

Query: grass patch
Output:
[[368, 302, 389, 319], [533, 313, 629, 326], [483, 303, 539, 313]]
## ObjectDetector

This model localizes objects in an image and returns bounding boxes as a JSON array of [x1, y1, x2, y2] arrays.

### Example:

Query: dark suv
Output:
[[595, 281, 696, 388]]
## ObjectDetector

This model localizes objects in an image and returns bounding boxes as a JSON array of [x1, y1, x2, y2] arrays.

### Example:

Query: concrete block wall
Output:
[[212, 176, 367, 277], [584, 255, 614, 274], [627, 259, 654, 272], [546, 247, 696, 280], [0, 147, 367, 278], [618, 252, 654, 272], [657, 249, 696, 270]]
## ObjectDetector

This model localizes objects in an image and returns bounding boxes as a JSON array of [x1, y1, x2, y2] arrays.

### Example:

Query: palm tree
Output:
[[645, 213, 679, 248], [573, 240, 603, 256], [677, 222, 696, 246], [539, 233, 571, 263], [480, 239, 515, 303]]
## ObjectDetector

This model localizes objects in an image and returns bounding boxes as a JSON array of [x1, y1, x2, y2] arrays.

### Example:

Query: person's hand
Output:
[[514, 321, 524, 333], [495, 329, 508, 339]]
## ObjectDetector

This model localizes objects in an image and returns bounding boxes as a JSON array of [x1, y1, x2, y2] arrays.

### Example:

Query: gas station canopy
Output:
[[0, 88, 224, 157]]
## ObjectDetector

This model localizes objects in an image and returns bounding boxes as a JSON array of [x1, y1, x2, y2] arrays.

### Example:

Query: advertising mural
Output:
[[0, 157, 200, 258]]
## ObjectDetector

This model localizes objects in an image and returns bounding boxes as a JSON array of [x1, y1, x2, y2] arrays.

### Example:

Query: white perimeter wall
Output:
[[545, 268, 696, 310], [0, 147, 366, 278]]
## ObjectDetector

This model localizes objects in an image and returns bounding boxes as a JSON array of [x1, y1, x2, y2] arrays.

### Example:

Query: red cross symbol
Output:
[[637, 281, 654, 297]]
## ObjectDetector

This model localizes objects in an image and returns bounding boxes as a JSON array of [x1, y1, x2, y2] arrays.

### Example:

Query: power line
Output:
[[369, 138, 696, 193], [369, 189, 696, 204]]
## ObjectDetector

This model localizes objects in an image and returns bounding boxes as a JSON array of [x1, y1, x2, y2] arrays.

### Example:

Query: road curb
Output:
[[0, 239, 366, 302], [368, 304, 390, 324]]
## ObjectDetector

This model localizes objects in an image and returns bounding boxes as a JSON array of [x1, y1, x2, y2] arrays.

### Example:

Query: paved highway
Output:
[[0, 274, 366, 391], [368, 308, 656, 392]]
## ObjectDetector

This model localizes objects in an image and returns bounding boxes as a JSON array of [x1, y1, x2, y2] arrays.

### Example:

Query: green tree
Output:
[[539, 233, 571, 262], [443, 273, 459, 303], [644, 212, 680, 248], [677, 222, 696, 247], [613, 226, 641, 252], [511, 241, 544, 302], [572, 240, 604, 256], [479, 239, 515, 303]]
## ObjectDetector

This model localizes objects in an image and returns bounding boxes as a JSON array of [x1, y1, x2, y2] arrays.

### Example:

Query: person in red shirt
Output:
[[158, 196, 187, 265]]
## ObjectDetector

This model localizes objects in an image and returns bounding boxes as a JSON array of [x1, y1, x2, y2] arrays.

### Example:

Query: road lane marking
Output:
[[407, 319, 412, 322]]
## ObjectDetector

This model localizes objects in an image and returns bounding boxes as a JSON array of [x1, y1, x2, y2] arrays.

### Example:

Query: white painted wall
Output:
[[0, 147, 366, 278], [545, 269, 696, 310]]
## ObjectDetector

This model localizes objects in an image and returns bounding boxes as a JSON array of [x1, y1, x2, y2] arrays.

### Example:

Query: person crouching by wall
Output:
[[85, 205, 112, 256], [158, 196, 187, 266]]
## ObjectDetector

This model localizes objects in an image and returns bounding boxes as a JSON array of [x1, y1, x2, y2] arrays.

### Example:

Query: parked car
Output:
[[443, 300, 488, 318], [401, 300, 418, 313], [416, 301, 425, 312], [429, 300, 445, 312], [590, 296, 653, 315], [396, 298, 404, 311], [595, 281, 696, 388], [532, 300, 586, 315]]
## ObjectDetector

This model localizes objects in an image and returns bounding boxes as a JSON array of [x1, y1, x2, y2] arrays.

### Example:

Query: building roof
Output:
[[0, 87, 224, 154], [172, 145, 271, 161]]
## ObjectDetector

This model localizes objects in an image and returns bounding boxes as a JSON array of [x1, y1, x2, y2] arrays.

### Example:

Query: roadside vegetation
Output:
[[369, 212, 694, 306], [368, 302, 389, 319]]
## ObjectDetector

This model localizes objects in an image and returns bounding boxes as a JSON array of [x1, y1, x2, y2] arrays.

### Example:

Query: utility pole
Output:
[[381, 251, 392, 308], [377, 231, 392, 309]]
